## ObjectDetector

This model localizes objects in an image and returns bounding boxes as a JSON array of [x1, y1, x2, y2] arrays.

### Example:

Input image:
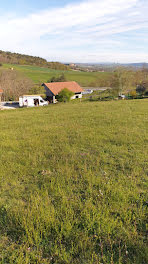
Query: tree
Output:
[[0, 69, 33, 101], [29, 84, 46, 98], [49, 76, 57, 83], [57, 88, 74, 102], [49, 73, 67, 83], [111, 67, 133, 95], [109, 73, 120, 96], [58, 73, 67, 82], [136, 84, 146, 95], [107, 67, 146, 96]]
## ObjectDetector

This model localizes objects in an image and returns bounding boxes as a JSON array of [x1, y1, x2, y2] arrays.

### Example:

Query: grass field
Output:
[[0, 99, 148, 263], [2, 64, 112, 86]]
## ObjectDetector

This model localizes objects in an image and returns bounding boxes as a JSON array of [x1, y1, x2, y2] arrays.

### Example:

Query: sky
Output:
[[0, 0, 148, 63]]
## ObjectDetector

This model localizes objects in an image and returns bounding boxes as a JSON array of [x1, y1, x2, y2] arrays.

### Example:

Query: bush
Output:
[[129, 90, 137, 98], [57, 88, 74, 102], [49, 73, 67, 83], [136, 84, 146, 95]]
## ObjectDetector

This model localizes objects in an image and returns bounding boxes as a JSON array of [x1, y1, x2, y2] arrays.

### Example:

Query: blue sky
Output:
[[0, 0, 148, 63], [0, 1, 79, 14]]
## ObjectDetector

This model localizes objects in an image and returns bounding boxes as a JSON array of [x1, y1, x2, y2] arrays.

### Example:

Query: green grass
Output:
[[0, 100, 148, 263], [2, 64, 111, 86]]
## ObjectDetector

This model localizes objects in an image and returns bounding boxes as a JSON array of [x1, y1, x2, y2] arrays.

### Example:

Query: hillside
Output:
[[0, 99, 147, 263], [76, 62, 148, 70], [1, 63, 112, 86], [0, 63, 113, 101], [1, 63, 148, 101], [0, 50, 69, 70]]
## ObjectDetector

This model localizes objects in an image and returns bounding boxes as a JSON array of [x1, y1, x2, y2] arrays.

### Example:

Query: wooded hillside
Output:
[[0, 50, 69, 70]]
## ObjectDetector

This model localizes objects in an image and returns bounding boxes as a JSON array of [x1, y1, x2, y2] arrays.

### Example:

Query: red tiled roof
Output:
[[0, 89, 3, 93], [43, 81, 83, 96]]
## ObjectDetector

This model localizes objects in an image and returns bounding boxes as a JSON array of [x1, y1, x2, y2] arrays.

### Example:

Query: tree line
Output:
[[89, 67, 148, 96]]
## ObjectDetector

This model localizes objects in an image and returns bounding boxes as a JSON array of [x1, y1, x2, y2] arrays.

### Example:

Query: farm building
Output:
[[42, 81, 83, 103], [0, 89, 3, 102]]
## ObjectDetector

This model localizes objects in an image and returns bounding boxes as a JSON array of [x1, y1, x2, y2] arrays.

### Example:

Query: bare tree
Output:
[[0, 69, 33, 101]]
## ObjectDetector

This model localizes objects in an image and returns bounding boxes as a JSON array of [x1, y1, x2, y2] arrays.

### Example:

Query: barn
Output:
[[42, 81, 83, 103]]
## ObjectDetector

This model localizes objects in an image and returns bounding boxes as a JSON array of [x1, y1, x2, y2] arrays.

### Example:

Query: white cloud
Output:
[[0, 0, 148, 62]]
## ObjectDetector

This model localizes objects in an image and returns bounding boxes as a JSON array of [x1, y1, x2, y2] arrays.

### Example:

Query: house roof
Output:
[[43, 81, 83, 96], [0, 89, 3, 93]]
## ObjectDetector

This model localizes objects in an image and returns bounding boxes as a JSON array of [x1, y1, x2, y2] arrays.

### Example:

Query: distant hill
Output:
[[74, 62, 148, 70], [122, 62, 148, 68], [0, 50, 69, 70]]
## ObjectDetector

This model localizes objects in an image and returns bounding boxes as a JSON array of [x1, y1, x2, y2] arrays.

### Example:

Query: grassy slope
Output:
[[2, 64, 111, 86], [0, 100, 148, 263]]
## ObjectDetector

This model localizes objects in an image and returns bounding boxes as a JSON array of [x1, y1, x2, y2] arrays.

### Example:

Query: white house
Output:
[[42, 81, 83, 103]]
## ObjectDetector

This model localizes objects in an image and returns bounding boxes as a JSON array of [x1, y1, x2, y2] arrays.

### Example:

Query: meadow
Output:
[[0, 99, 148, 263], [2, 64, 112, 86]]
